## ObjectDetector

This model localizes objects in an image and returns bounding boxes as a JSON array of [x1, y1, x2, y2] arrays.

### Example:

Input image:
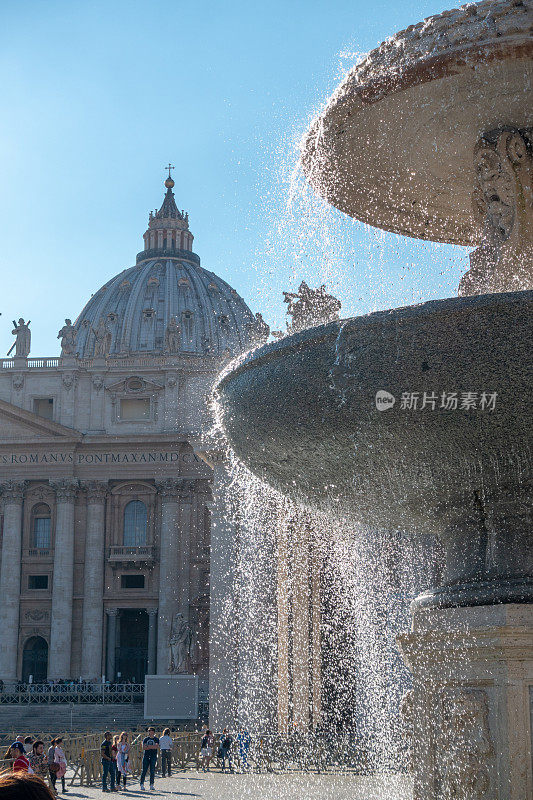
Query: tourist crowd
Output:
[[1, 727, 250, 794], [2, 737, 67, 795]]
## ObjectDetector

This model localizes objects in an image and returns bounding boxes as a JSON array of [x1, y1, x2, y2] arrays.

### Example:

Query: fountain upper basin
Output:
[[301, 0, 533, 246], [216, 291, 533, 606]]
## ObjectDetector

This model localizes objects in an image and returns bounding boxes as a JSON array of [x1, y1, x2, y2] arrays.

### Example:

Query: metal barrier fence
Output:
[[0, 684, 144, 705], [0, 731, 372, 784]]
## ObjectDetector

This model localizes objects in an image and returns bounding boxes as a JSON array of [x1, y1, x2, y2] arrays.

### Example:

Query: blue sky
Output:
[[0, 0, 469, 356]]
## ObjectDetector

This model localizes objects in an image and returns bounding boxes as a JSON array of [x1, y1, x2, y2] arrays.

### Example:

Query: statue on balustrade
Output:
[[164, 316, 181, 353], [92, 317, 112, 358], [168, 612, 192, 673], [9, 318, 31, 357], [282, 281, 341, 334], [245, 312, 270, 347], [57, 319, 76, 356]]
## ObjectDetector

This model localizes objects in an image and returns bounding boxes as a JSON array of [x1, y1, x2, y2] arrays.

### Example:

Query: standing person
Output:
[[47, 740, 59, 794], [28, 741, 48, 781], [237, 730, 251, 772], [111, 736, 119, 787], [158, 729, 172, 778], [53, 739, 67, 794], [100, 732, 115, 793], [10, 744, 29, 773], [139, 727, 159, 791], [199, 730, 213, 773], [116, 732, 130, 790], [218, 730, 233, 774]]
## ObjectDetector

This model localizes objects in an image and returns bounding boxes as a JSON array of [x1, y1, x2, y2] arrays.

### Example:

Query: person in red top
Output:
[[10, 743, 30, 773]]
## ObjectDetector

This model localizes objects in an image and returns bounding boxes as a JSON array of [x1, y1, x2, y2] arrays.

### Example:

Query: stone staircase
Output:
[[0, 704, 146, 734]]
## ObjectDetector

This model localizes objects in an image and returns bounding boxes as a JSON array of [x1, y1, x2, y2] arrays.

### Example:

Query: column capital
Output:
[[156, 477, 192, 502], [50, 478, 79, 503], [82, 480, 108, 504], [106, 607, 119, 617], [0, 480, 27, 505], [147, 607, 158, 617]]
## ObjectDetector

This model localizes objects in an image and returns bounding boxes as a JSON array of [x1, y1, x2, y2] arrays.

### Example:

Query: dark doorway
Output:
[[22, 636, 48, 683], [117, 609, 148, 683]]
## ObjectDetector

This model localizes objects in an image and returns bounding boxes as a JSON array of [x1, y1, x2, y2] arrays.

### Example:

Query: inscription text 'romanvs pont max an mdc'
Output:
[[1, 450, 205, 466]]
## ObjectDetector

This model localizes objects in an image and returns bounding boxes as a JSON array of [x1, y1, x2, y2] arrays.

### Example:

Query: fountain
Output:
[[215, 1, 532, 797]]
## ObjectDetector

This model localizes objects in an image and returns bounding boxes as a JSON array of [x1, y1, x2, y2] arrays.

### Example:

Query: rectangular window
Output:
[[119, 398, 150, 421], [33, 517, 51, 549], [28, 575, 48, 590], [121, 574, 145, 589], [33, 398, 54, 420]]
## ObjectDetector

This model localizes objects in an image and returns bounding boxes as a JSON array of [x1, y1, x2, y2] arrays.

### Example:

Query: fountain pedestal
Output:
[[399, 604, 533, 800]]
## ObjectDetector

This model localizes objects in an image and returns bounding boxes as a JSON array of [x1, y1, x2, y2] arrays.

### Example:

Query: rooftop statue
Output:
[[9, 318, 31, 358], [283, 282, 341, 333], [92, 317, 112, 358], [57, 319, 76, 356], [245, 312, 271, 347], [164, 316, 181, 354]]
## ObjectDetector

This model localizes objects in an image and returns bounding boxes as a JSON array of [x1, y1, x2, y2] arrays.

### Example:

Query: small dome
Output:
[[74, 174, 260, 358]]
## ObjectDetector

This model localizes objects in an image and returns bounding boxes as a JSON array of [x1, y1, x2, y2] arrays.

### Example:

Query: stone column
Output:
[[399, 604, 533, 800], [0, 481, 26, 684], [105, 608, 119, 682], [199, 449, 240, 730], [80, 481, 107, 681], [147, 607, 158, 675], [178, 483, 194, 618], [156, 478, 184, 674], [291, 522, 311, 731], [48, 478, 78, 679]]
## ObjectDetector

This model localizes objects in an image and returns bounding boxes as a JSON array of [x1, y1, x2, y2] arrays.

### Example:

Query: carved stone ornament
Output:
[[0, 480, 27, 504], [50, 478, 79, 502], [437, 688, 494, 800], [26, 484, 49, 502], [166, 372, 178, 389], [12, 373, 24, 391], [92, 374, 104, 392], [460, 127, 533, 296], [24, 609, 50, 622], [83, 480, 108, 504], [62, 373, 76, 392], [156, 477, 192, 502]]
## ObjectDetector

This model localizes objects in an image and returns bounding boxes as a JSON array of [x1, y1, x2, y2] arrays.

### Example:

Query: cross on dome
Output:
[[165, 162, 175, 188]]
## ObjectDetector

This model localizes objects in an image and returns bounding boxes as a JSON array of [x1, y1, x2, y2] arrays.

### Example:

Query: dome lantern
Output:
[[141, 167, 194, 261]]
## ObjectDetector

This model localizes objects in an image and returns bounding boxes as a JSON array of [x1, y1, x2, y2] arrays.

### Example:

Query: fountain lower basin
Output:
[[216, 290, 532, 608]]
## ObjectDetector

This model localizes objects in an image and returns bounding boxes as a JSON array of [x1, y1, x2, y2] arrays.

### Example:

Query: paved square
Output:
[[67, 772, 412, 800]]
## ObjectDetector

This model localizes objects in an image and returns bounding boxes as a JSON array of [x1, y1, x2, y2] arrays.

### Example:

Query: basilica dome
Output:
[[75, 176, 260, 358]]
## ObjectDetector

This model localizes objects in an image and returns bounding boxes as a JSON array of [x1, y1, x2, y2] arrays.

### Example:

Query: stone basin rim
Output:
[[218, 290, 532, 387]]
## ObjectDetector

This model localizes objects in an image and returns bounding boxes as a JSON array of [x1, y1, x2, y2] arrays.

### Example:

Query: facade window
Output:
[[119, 398, 150, 421], [28, 575, 48, 590], [32, 504, 51, 549], [181, 310, 194, 342], [33, 398, 54, 420], [121, 574, 145, 589], [123, 500, 147, 546]]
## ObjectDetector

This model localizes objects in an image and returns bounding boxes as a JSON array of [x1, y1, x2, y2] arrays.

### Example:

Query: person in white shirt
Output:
[[159, 729, 173, 778]]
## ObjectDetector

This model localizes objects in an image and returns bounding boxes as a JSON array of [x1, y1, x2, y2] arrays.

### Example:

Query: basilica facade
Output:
[[0, 175, 265, 695]]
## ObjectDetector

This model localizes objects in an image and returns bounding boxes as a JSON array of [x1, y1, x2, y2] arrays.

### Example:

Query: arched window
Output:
[[181, 310, 194, 343], [123, 501, 147, 547], [32, 504, 51, 550]]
